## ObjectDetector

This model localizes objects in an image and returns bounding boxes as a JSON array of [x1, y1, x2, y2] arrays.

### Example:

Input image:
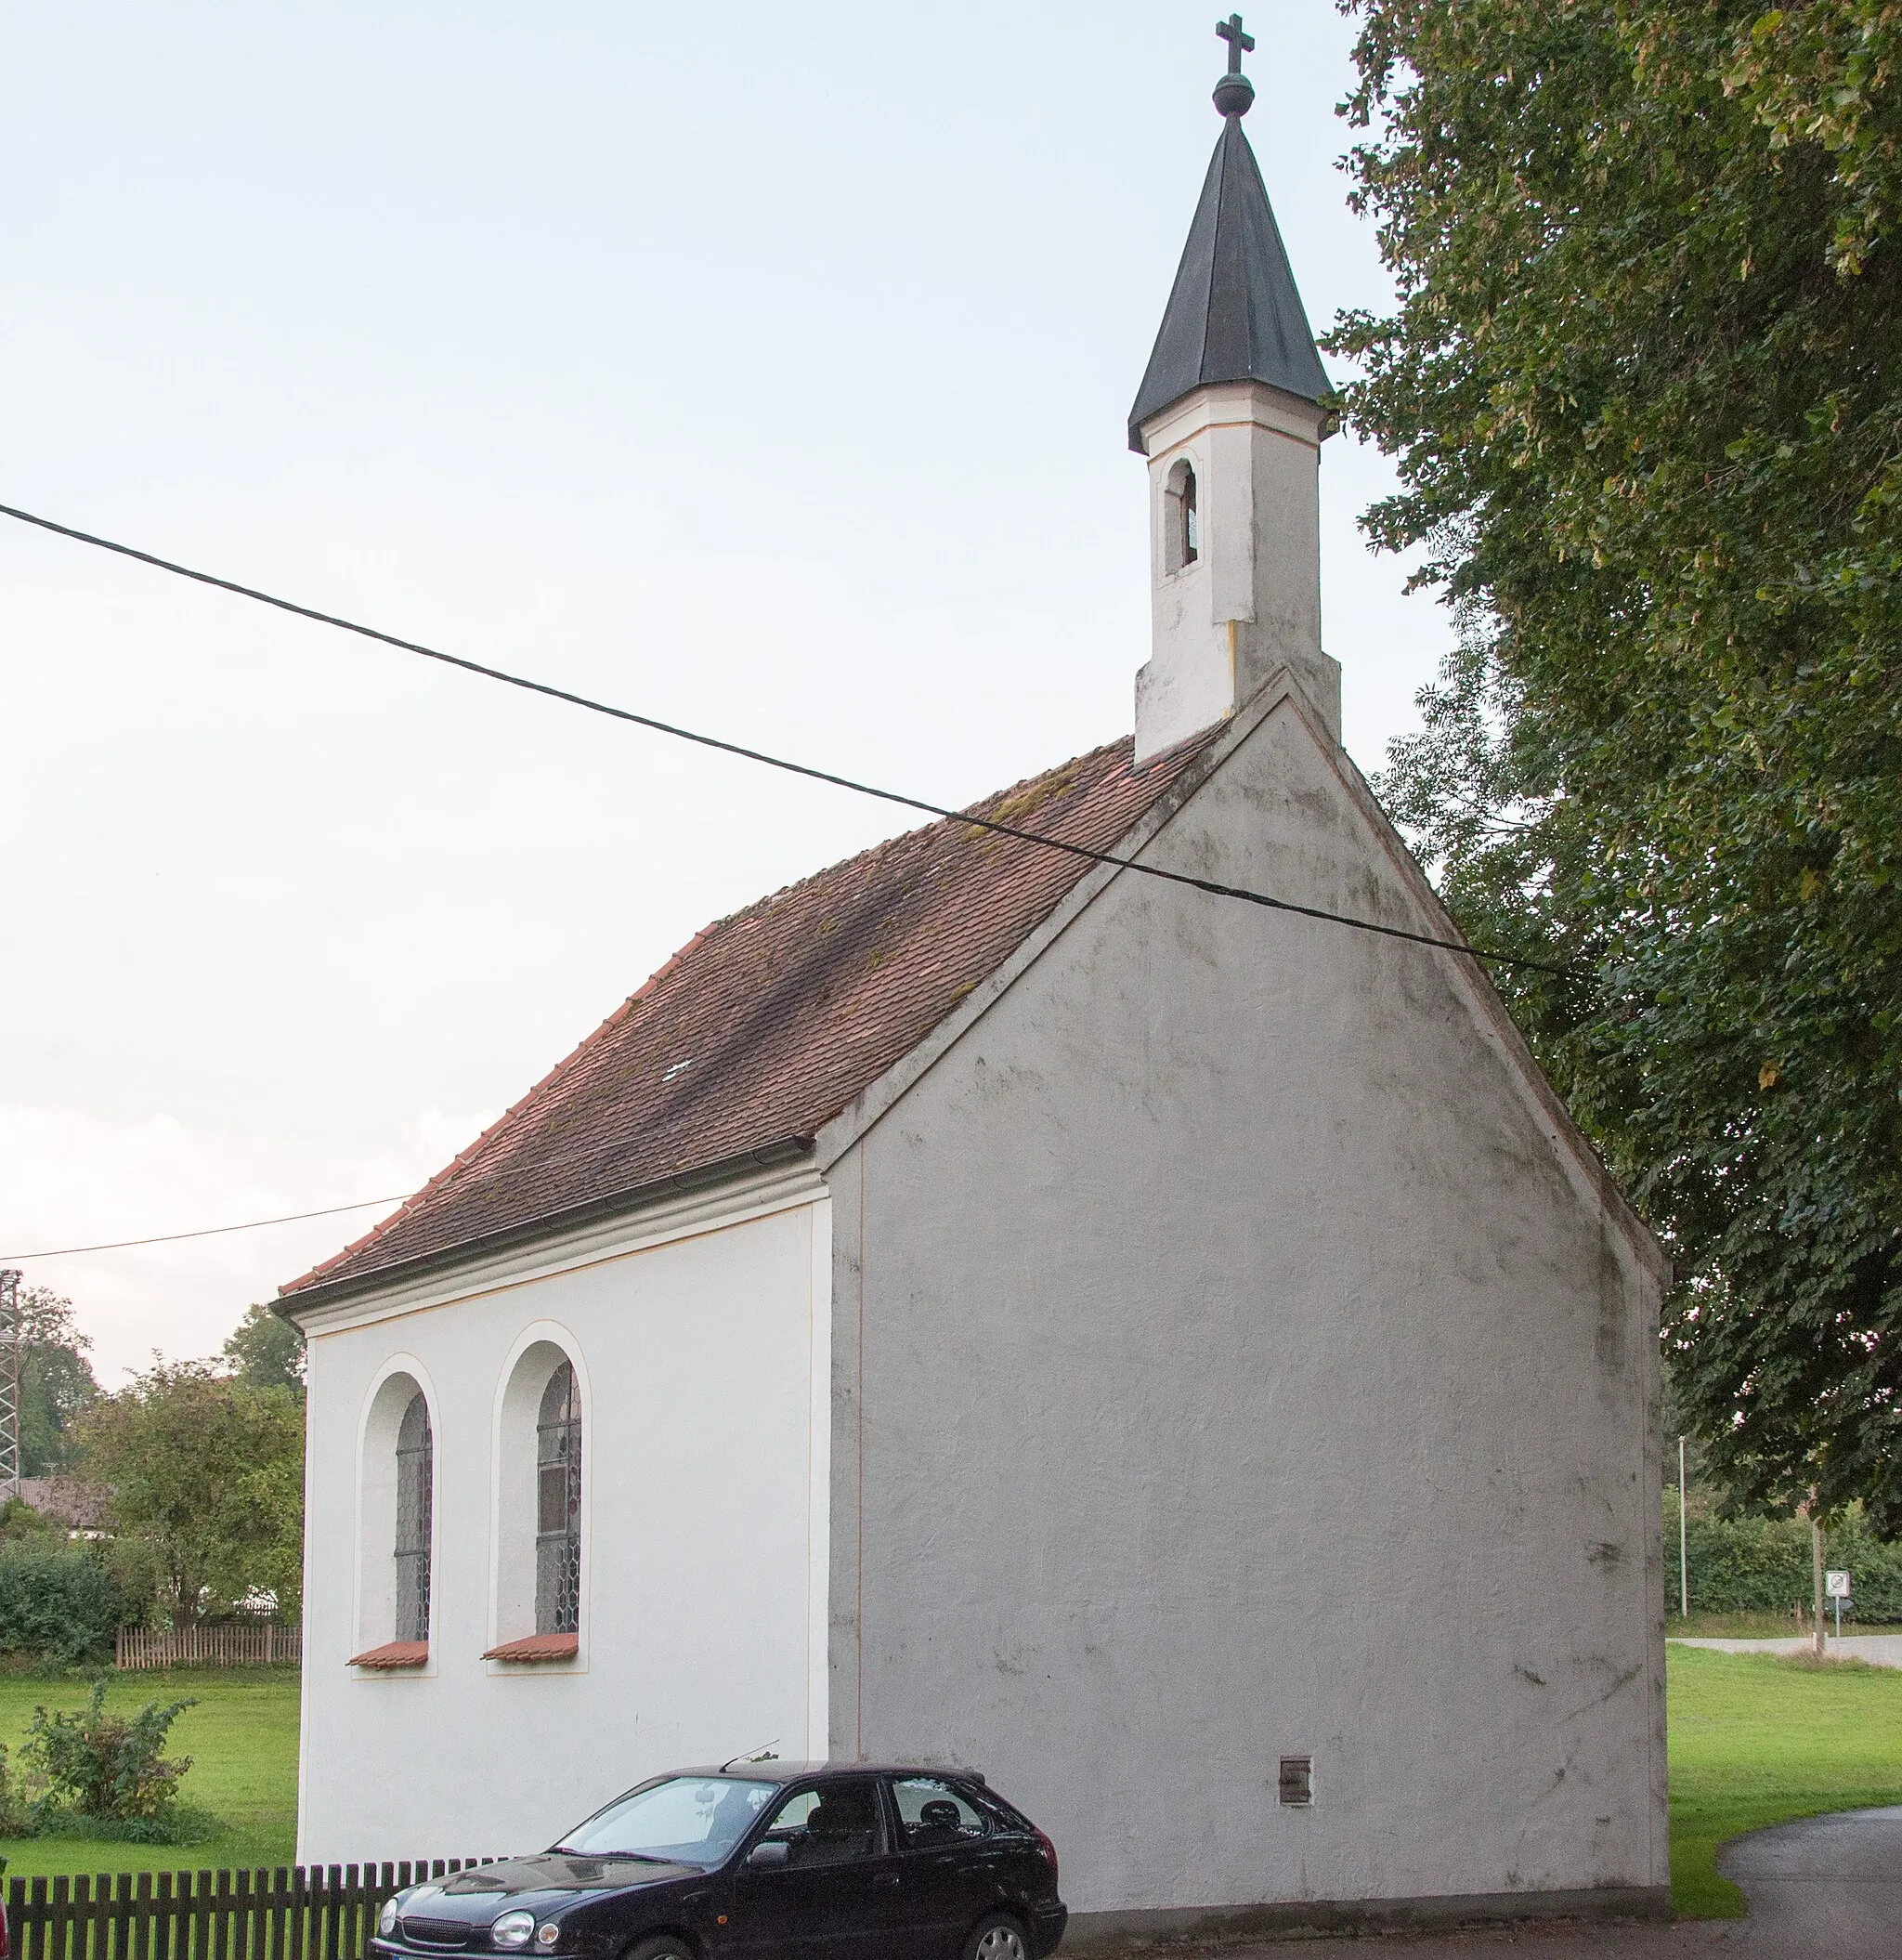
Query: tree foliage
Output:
[[221, 1303, 306, 1395], [78, 1361, 304, 1625], [1333, 0, 1902, 1525], [0, 1540, 139, 1665], [16, 1287, 100, 1477]]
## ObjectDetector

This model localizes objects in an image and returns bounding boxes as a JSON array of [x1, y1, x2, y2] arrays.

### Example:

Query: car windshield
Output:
[[555, 1778, 780, 1868]]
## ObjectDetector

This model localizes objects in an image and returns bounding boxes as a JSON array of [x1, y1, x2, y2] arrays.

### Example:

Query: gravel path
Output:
[[1669, 1634, 1902, 1669]]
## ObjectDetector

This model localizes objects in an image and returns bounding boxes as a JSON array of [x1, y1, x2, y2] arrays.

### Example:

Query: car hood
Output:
[[403, 1857, 701, 1920]]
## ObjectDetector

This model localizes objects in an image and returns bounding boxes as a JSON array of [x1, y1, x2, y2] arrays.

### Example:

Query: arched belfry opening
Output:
[[1164, 459, 1199, 572]]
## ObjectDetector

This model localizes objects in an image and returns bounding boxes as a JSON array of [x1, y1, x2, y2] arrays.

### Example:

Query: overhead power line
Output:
[[0, 501, 1560, 975], [0, 1195, 411, 1263]]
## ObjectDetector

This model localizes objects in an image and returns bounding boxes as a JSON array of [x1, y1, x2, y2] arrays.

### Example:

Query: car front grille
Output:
[[400, 1920, 474, 1950]]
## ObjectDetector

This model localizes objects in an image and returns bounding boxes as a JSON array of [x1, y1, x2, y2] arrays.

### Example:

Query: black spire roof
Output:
[[1127, 83, 1330, 451]]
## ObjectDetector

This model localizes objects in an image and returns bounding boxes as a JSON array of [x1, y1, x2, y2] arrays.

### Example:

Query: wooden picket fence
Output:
[[5, 1860, 499, 1960], [115, 1627, 301, 1670]]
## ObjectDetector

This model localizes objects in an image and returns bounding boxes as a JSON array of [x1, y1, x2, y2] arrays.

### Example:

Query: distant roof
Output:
[[282, 733, 1213, 1306], [16, 1477, 109, 1531], [1127, 112, 1331, 450]]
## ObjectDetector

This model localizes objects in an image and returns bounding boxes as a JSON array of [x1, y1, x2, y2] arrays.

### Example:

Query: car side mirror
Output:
[[747, 1842, 789, 1869]]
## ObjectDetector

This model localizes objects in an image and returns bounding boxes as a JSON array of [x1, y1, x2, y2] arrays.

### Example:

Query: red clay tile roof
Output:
[[282, 733, 1212, 1303]]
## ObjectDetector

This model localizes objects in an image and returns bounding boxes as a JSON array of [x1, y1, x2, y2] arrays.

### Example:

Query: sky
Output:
[[0, 0, 1449, 1384]]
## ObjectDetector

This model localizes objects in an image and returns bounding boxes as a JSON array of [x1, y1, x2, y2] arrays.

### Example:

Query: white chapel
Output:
[[282, 25, 1670, 1940]]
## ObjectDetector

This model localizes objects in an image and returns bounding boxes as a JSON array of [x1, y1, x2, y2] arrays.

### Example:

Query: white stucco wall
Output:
[[823, 684, 1666, 1919], [293, 1173, 831, 1861]]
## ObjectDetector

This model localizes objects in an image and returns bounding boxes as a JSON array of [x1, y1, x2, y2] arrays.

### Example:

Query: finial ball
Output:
[[1213, 13, 1256, 115]]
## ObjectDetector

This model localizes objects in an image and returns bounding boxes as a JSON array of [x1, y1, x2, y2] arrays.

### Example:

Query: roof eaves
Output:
[[275, 1134, 814, 1321], [277, 929, 721, 1301]]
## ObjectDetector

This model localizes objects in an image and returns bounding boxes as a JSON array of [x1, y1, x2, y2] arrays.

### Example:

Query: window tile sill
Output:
[[348, 1641, 430, 1670], [481, 1633, 580, 1664]]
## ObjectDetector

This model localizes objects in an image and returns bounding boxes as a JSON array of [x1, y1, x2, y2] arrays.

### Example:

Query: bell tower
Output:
[[1129, 16, 1338, 765]]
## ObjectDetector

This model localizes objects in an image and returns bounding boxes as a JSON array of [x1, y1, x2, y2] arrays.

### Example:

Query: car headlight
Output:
[[535, 1925, 561, 1951], [491, 1914, 536, 1951], [378, 1900, 400, 1939]]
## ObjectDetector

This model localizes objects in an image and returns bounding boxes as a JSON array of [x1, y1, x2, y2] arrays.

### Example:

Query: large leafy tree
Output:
[[221, 1302, 306, 1396], [78, 1361, 304, 1625], [16, 1287, 101, 1477], [1333, 0, 1902, 1526]]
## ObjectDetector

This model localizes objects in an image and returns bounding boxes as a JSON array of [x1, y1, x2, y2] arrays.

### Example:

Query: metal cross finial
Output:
[[1217, 14, 1255, 74]]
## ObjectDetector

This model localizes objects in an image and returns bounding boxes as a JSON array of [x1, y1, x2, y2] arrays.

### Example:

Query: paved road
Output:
[[1672, 1634, 1902, 1669], [1716, 1804, 1902, 1953], [1195, 1806, 1902, 1956]]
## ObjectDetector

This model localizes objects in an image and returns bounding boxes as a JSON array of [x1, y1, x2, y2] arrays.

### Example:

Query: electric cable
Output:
[[0, 502, 1562, 975], [0, 1194, 411, 1263]]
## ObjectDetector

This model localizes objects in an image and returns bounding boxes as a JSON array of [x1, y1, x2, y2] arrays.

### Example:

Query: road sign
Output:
[[1826, 1569, 1852, 1599]]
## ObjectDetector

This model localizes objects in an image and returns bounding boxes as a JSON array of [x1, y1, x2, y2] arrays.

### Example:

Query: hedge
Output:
[[0, 1540, 139, 1664], [1667, 1499, 1902, 1622]]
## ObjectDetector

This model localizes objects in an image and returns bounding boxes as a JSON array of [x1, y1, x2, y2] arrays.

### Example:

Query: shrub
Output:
[[0, 1540, 137, 1665], [1666, 1498, 1902, 1621], [22, 1682, 195, 1824], [25, 1801, 221, 1846], [0, 1744, 33, 1836], [0, 1499, 56, 1545]]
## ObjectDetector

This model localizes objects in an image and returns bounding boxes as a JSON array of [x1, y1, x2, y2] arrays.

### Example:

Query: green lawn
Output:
[[1667, 1643, 1902, 1914], [0, 1669, 298, 1881], [0, 1653, 1891, 1918]]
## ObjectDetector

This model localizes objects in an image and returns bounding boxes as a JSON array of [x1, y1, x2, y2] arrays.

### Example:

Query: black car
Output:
[[371, 1763, 1066, 1960]]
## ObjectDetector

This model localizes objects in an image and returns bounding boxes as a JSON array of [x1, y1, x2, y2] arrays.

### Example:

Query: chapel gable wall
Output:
[[827, 686, 1666, 1921]]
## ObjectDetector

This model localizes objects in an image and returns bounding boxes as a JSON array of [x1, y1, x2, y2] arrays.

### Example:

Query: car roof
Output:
[[671, 1762, 986, 1786]]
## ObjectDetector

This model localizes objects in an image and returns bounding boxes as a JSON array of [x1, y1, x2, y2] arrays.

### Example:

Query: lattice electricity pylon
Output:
[[0, 1269, 20, 1496]]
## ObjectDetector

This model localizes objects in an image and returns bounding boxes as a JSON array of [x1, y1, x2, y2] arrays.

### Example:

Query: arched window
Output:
[[489, 1339, 586, 1657], [1164, 459, 1199, 573], [536, 1362, 582, 1635], [395, 1392, 433, 1643], [353, 1365, 435, 1668]]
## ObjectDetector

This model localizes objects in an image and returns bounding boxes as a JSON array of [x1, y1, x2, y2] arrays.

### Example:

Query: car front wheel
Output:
[[962, 1914, 1031, 1960], [624, 1936, 697, 1960]]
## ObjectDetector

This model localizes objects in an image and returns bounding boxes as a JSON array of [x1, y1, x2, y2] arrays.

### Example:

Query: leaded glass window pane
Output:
[[395, 1392, 432, 1644], [535, 1362, 581, 1635]]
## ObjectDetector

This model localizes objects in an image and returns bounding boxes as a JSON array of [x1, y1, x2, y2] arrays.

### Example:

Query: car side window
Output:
[[891, 1777, 991, 1849], [760, 1781, 883, 1866]]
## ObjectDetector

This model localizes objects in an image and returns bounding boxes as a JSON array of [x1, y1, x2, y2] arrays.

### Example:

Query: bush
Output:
[[0, 1744, 33, 1836], [25, 1802, 221, 1846], [1668, 1498, 1902, 1621], [22, 1681, 195, 1824], [0, 1499, 56, 1546], [0, 1540, 137, 1665]]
